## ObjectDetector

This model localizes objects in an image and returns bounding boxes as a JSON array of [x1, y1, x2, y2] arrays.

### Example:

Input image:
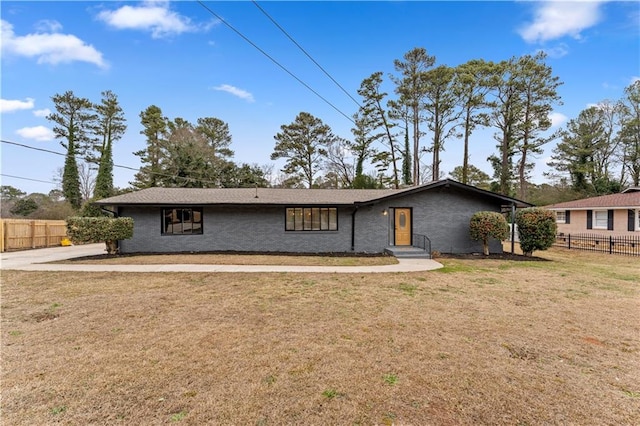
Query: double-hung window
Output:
[[162, 207, 203, 235], [286, 207, 337, 231], [593, 210, 608, 229], [555, 211, 566, 223]]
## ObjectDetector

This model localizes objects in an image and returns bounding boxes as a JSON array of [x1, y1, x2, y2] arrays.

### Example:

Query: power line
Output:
[[251, 0, 362, 109], [0, 139, 228, 187], [195, 1, 356, 126], [0, 174, 58, 185]]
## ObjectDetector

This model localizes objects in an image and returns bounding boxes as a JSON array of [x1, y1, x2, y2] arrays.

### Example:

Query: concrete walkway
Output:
[[1, 244, 443, 273]]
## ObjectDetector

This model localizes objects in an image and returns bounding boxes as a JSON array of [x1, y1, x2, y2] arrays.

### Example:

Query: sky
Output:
[[1, 0, 639, 196]]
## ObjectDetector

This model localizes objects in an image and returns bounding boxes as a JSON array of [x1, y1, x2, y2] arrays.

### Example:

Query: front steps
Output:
[[384, 246, 431, 259]]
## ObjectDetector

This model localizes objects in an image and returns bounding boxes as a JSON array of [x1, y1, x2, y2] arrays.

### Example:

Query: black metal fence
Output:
[[555, 233, 640, 256]]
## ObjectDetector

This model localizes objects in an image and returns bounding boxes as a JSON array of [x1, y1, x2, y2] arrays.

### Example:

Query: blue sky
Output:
[[1, 0, 639, 195]]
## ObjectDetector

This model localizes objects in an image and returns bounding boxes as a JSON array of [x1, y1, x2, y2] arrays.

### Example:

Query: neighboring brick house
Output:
[[545, 188, 640, 236], [95, 179, 531, 255]]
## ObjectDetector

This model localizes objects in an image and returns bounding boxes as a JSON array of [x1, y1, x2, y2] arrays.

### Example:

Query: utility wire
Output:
[[0, 173, 58, 185], [0, 139, 223, 187], [195, 1, 356, 125], [251, 0, 362, 109]]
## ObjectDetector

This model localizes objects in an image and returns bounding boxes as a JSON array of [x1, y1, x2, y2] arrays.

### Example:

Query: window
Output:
[[555, 211, 566, 223], [593, 210, 608, 229], [286, 207, 337, 231], [637, 209, 640, 231], [162, 207, 203, 235]]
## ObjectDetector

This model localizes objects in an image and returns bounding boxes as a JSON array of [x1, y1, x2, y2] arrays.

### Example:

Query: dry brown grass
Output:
[[2, 247, 639, 425], [55, 253, 398, 266]]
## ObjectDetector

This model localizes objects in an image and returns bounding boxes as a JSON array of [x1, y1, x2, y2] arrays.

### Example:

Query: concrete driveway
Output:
[[1, 244, 443, 273]]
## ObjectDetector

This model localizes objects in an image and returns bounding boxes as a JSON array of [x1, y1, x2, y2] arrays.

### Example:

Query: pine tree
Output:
[[132, 105, 168, 188], [271, 112, 336, 188], [392, 47, 435, 185], [93, 90, 127, 199], [47, 91, 96, 209]]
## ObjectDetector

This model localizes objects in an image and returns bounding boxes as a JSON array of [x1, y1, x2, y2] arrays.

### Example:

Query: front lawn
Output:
[[1, 248, 638, 424]]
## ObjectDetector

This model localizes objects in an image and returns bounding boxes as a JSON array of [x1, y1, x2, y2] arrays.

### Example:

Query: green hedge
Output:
[[66, 217, 133, 254]]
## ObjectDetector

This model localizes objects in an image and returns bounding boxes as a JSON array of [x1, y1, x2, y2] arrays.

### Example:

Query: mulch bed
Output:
[[437, 252, 549, 261]]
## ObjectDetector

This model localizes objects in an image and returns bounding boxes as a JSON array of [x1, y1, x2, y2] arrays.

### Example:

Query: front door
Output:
[[394, 208, 411, 246]]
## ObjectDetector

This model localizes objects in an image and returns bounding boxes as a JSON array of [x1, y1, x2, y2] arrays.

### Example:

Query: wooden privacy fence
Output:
[[0, 219, 68, 252]]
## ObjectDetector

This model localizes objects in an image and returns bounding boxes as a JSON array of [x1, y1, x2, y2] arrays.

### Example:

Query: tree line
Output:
[[5, 47, 637, 220]]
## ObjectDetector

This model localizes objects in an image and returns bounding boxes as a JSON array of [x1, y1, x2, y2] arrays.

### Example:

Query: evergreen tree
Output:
[[357, 72, 400, 188], [392, 47, 435, 185], [453, 59, 495, 184], [271, 112, 336, 188], [47, 91, 96, 209], [132, 105, 168, 188], [349, 110, 378, 186], [93, 90, 127, 199], [512, 53, 562, 200], [422, 65, 460, 181], [488, 58, 522, 196], [196, 117, 234, 160]]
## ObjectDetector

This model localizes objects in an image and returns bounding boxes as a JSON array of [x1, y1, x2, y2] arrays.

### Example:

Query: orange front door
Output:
[[394, 208, 411, 246]]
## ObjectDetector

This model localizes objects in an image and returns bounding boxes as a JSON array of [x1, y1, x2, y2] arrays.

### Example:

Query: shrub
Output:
[[515, 208, 557, 256], [66, 217, 134, 255], [79, 199, 107, 217], [469, 211, 509, 255]]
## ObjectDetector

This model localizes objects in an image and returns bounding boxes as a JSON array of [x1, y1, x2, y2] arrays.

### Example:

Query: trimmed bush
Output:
[[515, 208, 557, 256], [469, 211, 509, 255], [66, 217, 134, 255]]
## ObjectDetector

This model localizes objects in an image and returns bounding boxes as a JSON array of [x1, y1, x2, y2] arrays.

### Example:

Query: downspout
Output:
[[100, 207, 118, 217], [510, 203, 516, 254], [351, 206, 359, 251]]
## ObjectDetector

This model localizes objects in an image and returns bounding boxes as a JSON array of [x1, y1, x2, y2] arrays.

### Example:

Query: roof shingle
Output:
[[546, 192, 640, 210]]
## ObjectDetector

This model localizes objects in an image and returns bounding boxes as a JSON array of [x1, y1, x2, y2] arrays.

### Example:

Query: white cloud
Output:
[[212, 84, 255, 103], [518, 1, 605, 43], [97, 1, 196, 38], [0, 97, 34, 113], [549, 112, 568, 128], [35, 19, 63, 33], [0, 19, 107, 68], [16, 125, 55, 141], [631, 76, 640, 84], [33, 108, 51, 117], [536, 43, 569, 59]]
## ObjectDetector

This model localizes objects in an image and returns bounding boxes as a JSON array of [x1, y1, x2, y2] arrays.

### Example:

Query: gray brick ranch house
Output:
[[95, 179, 531, 255]]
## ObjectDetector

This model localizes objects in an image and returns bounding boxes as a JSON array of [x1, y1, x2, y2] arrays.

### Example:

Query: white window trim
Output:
[[555, 211, 566, 224], [593, 210, 608, 229], [636, 208, 640, 232]]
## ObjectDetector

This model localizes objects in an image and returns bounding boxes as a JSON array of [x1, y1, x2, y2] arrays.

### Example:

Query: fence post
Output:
[[30, 220, 36, 249], [0, 220, 4, 253], [45, 223, 50, 248], [609, 236, 613, 254], [568, 234, 571, 250]]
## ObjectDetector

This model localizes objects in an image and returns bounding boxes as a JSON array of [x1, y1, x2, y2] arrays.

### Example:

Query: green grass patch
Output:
[[383, 373, 398, 385]]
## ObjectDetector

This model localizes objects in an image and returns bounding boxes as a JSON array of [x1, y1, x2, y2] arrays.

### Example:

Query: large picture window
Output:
[[286, 207, 337, 231], [162, 207, 203, 235]]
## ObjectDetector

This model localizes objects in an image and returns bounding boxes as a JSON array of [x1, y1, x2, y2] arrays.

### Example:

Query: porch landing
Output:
[[384, 246, 431, 259]]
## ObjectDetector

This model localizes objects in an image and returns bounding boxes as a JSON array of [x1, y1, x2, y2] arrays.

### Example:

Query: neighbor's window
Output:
[[286, 207, 337, 231], [593, 210, 608, 229], [555, 211, 566, 223], [162, 207, 203, 235], [637, 209, 640, 231]]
